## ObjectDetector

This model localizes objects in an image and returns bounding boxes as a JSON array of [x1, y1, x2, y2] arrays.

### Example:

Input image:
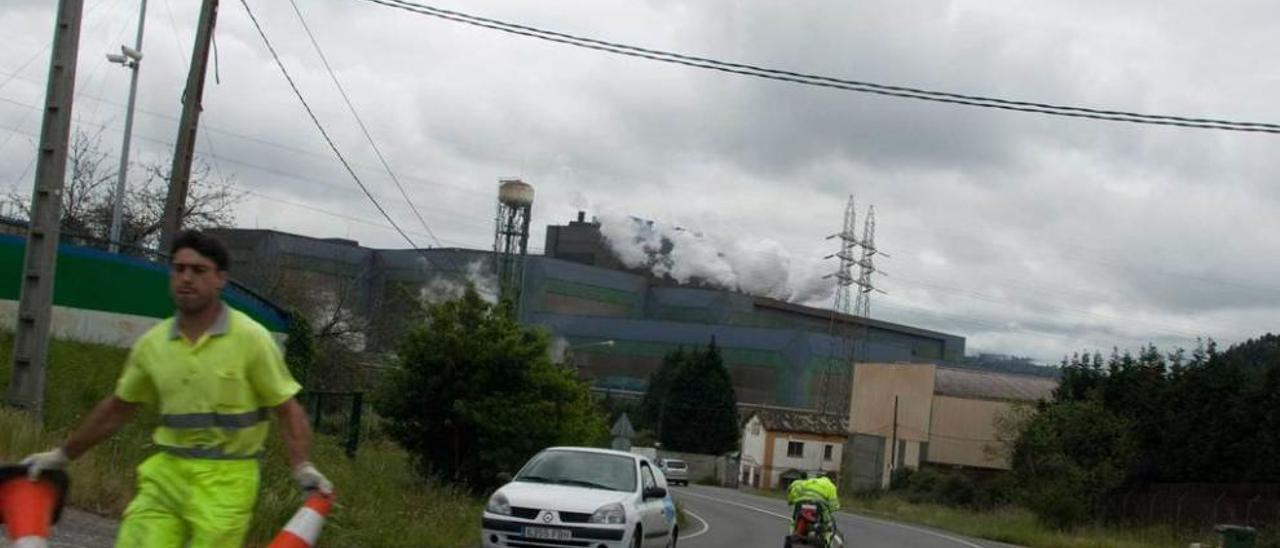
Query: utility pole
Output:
[[889, 395, 899, 476], [107, 0, 148, 253], [158, 0, 219, 252], [6, 0, 87, 420]]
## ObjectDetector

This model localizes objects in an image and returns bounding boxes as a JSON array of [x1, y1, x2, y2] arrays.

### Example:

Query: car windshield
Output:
[[667, 461, 686, 469], [515, 450, 637, 492]]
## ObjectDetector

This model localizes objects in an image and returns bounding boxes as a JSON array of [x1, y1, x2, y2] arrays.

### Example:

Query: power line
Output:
[[0, 0, 119, 94], [354, 0, 1280, 135], [0, 69, 493, 200], [285, 0, 445, 248], [0, 117, 483, 248], [235, 0, 462, 272], [0, 109, 493, 236]]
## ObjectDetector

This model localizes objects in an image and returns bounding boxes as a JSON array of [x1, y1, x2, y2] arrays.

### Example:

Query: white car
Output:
[[482, 447, 679, 548], [658, 459, 688, 486]]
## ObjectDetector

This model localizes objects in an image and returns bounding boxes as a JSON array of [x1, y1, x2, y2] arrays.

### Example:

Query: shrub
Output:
[[375, 289, 606, 492]]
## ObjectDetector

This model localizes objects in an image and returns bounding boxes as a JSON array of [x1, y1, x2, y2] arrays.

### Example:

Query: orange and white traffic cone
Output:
[[0, 465, 69, 548], [267, 492, 334, 548]]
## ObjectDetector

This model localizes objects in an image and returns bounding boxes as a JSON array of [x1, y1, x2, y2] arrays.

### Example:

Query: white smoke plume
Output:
[[596, 209, 834, 304], [419, 260, 500, 305]]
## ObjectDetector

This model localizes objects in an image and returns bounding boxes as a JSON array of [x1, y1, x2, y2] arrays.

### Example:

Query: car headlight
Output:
[[486, 492, 511, 516], [589, 502, 626, 525]]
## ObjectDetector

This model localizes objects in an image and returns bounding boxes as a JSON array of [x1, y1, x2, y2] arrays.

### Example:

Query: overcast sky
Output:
[[2, 0, 1277, 363]]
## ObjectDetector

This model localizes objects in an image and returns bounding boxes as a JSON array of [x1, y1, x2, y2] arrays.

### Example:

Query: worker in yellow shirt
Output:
[[21, 230, 331, 547], [788, 473, 843, 546]]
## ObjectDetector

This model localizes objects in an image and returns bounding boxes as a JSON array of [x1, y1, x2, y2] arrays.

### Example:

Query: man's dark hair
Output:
[[169, 230, 231, 271]]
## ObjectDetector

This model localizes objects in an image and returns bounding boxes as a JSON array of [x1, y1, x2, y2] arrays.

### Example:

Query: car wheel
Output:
[[633, 527, 644, 548]]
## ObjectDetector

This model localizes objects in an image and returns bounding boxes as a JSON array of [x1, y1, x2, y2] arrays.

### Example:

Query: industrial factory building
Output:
[[211, 180, 965, 411]]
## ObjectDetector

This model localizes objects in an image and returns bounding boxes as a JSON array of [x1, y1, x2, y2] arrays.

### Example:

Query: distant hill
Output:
[[957, 353, 1062, 378]]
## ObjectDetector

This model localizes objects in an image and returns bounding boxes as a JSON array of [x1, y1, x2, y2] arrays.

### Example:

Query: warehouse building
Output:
[[842, 362, 1057, 490], [209, 213, 965, 411]]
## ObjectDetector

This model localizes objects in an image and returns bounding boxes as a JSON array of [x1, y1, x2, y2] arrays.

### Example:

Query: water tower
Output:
[[493, 179, 534, 306]]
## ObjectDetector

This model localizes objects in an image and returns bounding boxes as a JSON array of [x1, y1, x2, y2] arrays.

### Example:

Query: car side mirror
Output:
[[643, 486, 667, 500], [496, 472, 513, 484]]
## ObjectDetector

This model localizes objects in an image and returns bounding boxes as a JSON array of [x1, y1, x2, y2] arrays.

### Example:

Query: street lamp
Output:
[[106, 0, 147, 253]]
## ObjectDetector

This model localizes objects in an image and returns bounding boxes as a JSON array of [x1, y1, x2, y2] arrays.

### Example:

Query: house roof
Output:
[[739, 404, 848, 437], [933, 367, 1058, 402]]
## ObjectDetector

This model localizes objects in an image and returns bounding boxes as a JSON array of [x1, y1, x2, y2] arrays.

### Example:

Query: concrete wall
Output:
[[849, 363, 937, 443], [927, 395, 1016, 470], [656, 450, 719, 483], [739, 415, 768, 488]]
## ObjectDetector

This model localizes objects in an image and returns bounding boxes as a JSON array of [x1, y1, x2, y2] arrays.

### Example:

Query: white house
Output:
[[738, 405, 848, 489]]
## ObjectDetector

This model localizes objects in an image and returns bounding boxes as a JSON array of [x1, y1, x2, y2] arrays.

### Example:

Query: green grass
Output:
[[742, 486, 1215, 548], [840, 493, 1212, 548], [0, 332, 481, 547]]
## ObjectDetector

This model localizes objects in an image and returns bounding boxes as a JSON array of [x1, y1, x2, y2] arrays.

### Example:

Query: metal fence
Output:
[[298, 391, 366, 459], [1106, 484, 1280, 530]]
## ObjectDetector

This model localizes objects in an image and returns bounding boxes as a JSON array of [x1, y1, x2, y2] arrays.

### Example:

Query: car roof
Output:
[[542, 446, 644, 460]]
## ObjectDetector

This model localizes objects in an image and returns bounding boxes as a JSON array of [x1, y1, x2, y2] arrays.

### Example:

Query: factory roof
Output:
[[933, 367, 1058, 402]]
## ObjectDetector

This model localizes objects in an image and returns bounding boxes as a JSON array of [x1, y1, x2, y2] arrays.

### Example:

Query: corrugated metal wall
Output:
[[216, 230, 964, 410]]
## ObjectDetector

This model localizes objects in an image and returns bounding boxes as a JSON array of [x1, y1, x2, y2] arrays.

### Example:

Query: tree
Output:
[[284, 313, 317, 389], [638, 346, 685, 432], [657, 339, 740, 455], [236, 251, 376, 391], [2, 128, 243, 250], [374, 288, 606, 491], [1010, 399, 1136, 529]]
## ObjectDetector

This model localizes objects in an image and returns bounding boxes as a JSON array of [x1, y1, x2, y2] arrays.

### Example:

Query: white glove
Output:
[[292, 461, 333, 495], [21, 447, 69, 481]]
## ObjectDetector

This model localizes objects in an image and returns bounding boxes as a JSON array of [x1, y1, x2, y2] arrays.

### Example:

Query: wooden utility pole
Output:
[[6, 0, 87, 420], [158, 0, 219, 252], [889, 395, 899, 474]]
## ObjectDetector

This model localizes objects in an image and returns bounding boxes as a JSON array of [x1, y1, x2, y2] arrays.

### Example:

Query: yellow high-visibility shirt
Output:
[[115, 304, 300, 459], [788, 477, 841, 512]]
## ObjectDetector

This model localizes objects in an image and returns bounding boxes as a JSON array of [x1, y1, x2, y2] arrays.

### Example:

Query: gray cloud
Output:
[[1, 0, 1277, 363]]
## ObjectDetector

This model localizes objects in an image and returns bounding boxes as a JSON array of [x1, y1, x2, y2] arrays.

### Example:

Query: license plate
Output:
[[524, 526, 572, 541]]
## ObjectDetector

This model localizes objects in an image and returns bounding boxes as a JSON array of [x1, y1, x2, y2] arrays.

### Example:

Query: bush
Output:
[[937, 473, 977, 507], [898, 467, 945, 504], [891, 466, 1013, 510], [1010, 399, 1136, 529], [375, 289, 606, 492]]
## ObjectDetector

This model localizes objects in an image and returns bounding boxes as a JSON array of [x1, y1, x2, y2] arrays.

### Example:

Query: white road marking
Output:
[[677, 508, 711, 541], [676, 488, 791, 520], [677, 487, 988, 548]]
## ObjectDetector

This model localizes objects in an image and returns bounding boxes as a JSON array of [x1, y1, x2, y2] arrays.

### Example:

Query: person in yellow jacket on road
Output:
[[788, 473, 842, 545], [21, 230, 332, 548]]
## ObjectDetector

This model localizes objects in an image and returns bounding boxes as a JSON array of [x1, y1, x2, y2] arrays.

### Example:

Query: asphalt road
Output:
[[0, 508, 117, 548], [673, 485, 1014, 548]]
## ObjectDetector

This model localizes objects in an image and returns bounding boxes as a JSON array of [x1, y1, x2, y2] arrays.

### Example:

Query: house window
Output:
[[824, 444, 834, 461], [787, 441, 804, 458]]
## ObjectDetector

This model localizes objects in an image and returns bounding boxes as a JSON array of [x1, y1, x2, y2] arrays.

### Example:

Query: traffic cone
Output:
[[267, 492, 334, 548], [0, 465, 69, 548]]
